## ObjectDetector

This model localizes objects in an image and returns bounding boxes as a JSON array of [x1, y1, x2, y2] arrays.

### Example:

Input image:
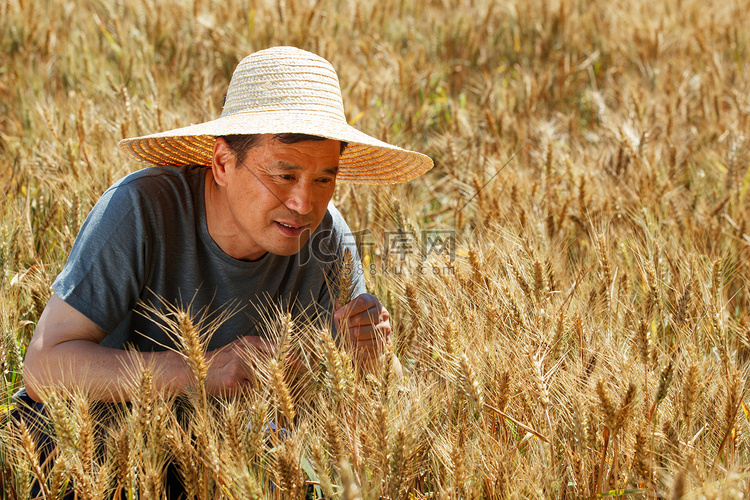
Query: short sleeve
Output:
[[52, 183, 153, 334]]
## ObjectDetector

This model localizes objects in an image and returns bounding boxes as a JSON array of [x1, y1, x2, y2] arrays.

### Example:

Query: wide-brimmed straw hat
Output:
[[118, 46, 433, 185]]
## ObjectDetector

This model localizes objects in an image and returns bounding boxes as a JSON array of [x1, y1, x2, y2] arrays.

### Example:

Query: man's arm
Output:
[[23, 294, 262, 402]]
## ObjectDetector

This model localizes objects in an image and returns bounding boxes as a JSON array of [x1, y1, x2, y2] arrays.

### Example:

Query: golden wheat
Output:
[[3, 0, 750, 496]]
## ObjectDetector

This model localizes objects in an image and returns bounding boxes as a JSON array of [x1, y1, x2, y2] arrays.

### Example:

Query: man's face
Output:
[[217, 135, 340, 260]]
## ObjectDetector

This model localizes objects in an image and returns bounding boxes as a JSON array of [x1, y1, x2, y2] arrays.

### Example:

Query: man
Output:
[[21, 46, 432, 403]]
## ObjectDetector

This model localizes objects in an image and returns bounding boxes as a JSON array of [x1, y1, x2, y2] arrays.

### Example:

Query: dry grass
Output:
[[2, 0, 750, 497]]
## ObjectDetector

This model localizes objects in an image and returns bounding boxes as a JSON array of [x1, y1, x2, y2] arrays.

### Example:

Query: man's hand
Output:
[[204, 336, 305, 396], [203, 336, 267, 395], [334, 293, 392, 360]]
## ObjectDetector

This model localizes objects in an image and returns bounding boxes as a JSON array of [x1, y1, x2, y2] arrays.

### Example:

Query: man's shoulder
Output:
[[324, 201, 348, 232], [78, 165, 205, 233], [302, 202, 356, 264], [96, 165, 204, 211], [108, 165, 203, 193], [310, 202, 355, 246]]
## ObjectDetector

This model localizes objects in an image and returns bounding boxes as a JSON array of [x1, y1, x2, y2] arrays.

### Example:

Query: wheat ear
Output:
[[16, 417, 52, 500]]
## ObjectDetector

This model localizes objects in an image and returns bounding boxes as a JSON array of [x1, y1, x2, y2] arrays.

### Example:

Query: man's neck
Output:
[[203, 169, 267, 261]]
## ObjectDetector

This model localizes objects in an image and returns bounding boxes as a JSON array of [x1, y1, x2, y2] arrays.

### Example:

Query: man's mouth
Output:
[[274, 221, 309, 236]]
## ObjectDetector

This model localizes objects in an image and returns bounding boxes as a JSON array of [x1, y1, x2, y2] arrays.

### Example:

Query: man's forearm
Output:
[[24, 340, 193, 403]]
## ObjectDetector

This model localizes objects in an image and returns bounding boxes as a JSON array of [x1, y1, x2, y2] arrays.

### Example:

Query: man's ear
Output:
[[212, 138, 235, 187]]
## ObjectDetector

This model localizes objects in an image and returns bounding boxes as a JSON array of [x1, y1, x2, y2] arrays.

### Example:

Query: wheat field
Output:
[[2, 0, 750, 498]]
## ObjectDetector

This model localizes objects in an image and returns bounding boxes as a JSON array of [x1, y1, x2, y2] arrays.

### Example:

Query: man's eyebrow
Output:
[[273, 161, 339, 176]]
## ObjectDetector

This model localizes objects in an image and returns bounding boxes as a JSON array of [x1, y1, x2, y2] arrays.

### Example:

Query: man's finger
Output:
[[346, 323, 389, 341], [334, 293, 379, 320], [341, 305, 383, 327]]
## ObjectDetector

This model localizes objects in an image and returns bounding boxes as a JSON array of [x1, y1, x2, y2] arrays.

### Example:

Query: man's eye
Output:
[[317, 178, 334, 184], [279, 174, 295, 181]]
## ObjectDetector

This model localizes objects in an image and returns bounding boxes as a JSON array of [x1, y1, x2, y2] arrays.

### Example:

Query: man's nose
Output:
[[285, 182, 314, 215]]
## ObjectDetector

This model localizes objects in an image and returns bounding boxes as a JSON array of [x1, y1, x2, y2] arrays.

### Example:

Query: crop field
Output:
[[2, 0, 750, 498]]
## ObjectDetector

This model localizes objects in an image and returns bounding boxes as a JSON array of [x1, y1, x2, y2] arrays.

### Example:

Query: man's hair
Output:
[[219, 134, 348, 166]]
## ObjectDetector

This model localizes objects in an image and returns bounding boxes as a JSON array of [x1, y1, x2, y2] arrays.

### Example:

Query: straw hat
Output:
[[118, 46, 433, 185]]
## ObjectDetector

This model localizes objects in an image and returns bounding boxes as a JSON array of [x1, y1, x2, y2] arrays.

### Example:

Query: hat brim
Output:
[[118, 110, 433, 185]]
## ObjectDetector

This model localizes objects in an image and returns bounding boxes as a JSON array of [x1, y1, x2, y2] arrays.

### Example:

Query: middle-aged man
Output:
[[21, 46, 433, 405]]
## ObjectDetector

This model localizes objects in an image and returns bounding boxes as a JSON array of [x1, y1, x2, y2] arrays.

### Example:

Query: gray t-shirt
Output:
[[52, 164, 365, 352]]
